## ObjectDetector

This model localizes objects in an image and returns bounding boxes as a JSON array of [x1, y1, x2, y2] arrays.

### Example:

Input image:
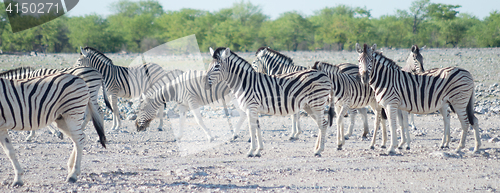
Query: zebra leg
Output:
[[0, 130, 24, 186], [336, 105, 347, 150], [344, 108, 356, 140], [54, 116, 85, 183], [231, 108, 247, 141], [25, 130, 36, 142], [290, 114, 297, 140], [156, 107, 165, 131], [176, 105, 188, 142], [293, 112, 302, 139], [47, 124, 64, 140], [398, 111, 411, 150], [455, 108, 474, 153], [410, 113, 417, 130], [309, 107, 327, 157], [440, 104, 451, 148], [385, 105, 399, 154], [222, 101, 235, 137], [369, 106, 382, 149], [191, 107, 214, 142], [254, 118, 264, 157], [246, 109, 259, 157], [110, 95, 121, 130], [359, 108, 369, 139]]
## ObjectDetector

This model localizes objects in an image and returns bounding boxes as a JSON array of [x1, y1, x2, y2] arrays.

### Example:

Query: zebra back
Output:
[[252, 47, 306, 75], [0, 73, 89, 130], [77, 46, 168, 99], [0, 67, 35, 79]]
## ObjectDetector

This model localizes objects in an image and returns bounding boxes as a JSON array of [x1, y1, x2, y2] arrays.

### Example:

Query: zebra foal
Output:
[[357, 43, 480, 154], [206, 47, 334, 157], [0, 73, 106, 186], [76, 47, 169, 131], [136, 70, 246, 142]]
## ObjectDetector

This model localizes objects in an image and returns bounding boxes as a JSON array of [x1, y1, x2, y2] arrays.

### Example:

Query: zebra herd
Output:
[[0, 44, 481, 186]]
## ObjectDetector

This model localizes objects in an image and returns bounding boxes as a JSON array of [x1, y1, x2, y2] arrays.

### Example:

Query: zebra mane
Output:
[[256, 47, 294, 65], [0, 66, 34, 76], [372, 51, 400, 70], [212, 47, 255, 72], [83, 46, 114, 65]]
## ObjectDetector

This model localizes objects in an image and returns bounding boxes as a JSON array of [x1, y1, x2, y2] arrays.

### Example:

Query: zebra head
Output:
[[75, 47, 91, 67], [251, 47, 269, 73], [135, 94, 156, 131], [205, 47, 230, 90], [403, 45, 425, 73], [356, 43, 376, 85]]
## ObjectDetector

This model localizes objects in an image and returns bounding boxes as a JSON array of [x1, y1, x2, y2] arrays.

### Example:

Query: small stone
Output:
[[488, 137, 500, 143], [127, 114, 137, 120]]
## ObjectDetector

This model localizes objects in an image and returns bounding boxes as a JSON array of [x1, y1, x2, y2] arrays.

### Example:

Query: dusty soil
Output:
[[1, 112, 500, 192]]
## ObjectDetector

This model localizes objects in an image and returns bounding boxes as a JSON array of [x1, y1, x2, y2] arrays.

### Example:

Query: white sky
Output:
[[65, 0, 499, 20]]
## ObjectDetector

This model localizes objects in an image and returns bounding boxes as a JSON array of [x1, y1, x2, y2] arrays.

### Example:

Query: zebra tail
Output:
[[466, 92, 476, 126], [101, 81, 113, 111], [381, 108, 387, 120], [89, 100, 107, 148], [327, 104, 335, 127]]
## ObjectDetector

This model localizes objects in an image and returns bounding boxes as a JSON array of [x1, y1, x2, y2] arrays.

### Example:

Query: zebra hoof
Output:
[[398, 146, 403, 150], [289, 137, 296, 141], [157, 128, 163, 131], [381, 145, 386, 149], [66, 177, 77, 183], [406, 147, 410, 150], [337, 146, 342, 150], [344, 136, 350, 140], [314, 153, 321, 157], [12, 181, 24, 187], [247, 154, 254, 158], [247, 138, 251, 143], [254, 153, 261, 157], [369, 146, 375, 150]]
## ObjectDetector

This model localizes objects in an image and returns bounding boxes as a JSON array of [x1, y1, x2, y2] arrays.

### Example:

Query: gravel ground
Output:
[[0, 48, 499, 192]]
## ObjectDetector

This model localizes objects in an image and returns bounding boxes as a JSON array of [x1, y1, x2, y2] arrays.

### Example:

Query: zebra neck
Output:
[[370, 53, 408, 85], [224, 57, 257, 91]]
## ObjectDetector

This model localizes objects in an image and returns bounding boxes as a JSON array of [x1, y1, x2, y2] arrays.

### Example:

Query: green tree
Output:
[[67, 14, 124, 52], [259, 11, 312, 51], [475, 11, 500, 47]]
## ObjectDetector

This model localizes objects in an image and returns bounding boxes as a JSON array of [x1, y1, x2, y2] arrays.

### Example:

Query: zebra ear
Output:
[[221, 47, 231, 59], [355, 43, 362, 54], [371, 44, 377, 52], [209, 47, 215, 56], [411, 45, 419, 53]]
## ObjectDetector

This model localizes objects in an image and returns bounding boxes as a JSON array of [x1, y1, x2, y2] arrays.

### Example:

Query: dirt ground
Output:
[[1, 112, 499, 192]]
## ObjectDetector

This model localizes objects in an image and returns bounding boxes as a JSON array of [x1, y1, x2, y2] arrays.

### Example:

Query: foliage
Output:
[[0, 0, 499, 53]]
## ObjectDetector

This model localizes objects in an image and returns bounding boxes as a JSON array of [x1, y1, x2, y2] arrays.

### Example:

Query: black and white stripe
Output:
[[0, 73, 106, 186], [76, 47, 168, 130], [136, 70, 246, 142], [357, 43, 480, 154], [0, 66, 111, 141], [206, 47, 334, 157], [312, 61, 387, 150]]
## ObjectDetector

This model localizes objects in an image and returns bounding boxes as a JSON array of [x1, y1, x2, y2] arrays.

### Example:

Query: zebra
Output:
[[136, 70, 246, 142], [311, 61, 387, 150], [0, 73, 106, 186], [252, 47, 370, 140], [206, 47, 334, 157], [0, 66, 112, 141], [76, 47, 168, 131], [356, 43, 480, 154], [400, 45, 425, 131]]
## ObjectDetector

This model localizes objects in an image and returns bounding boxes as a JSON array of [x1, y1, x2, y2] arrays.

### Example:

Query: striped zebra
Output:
[[0, 66, 112, 141], [357, 43, 480, 154], [0, 73, 106, 186], [76, 47, 168, 131], [136, 70, 246, 142], [400, 45, 425, 131], [206, 47, 334, 157], [311, 61, 387, 150], [252, 47, 370, 140]]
